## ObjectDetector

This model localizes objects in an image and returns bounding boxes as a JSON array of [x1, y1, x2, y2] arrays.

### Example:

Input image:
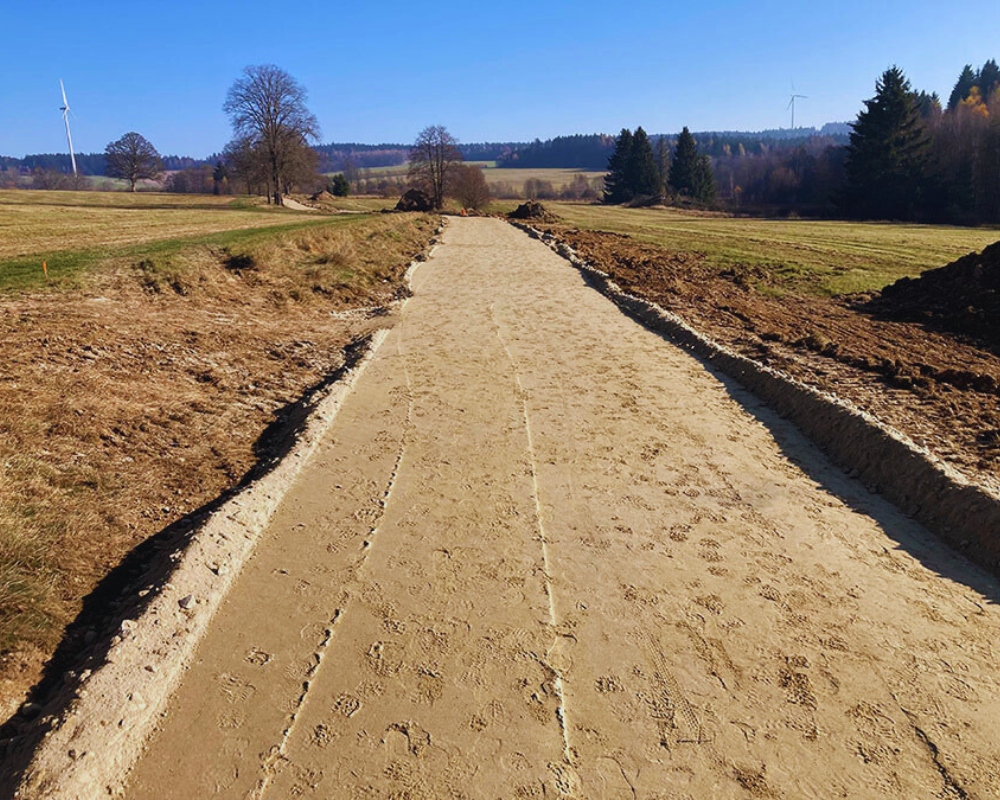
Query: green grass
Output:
[[549, 203, 1000, 295], [0, 190, 375, 292], [342, 164, 604, 191]]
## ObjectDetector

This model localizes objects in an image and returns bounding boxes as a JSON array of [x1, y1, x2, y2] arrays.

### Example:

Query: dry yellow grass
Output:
[[0, 197, 438, 721], [0, 190, 310, 261]]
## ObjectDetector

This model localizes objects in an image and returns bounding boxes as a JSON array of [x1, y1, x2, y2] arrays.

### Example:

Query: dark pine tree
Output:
[[914, 91, 942, 120], [626, 127, 661, 199], [655, 136, 670, 191], [842, 66, 934, 220], [980, 59, 1000, 99], [668, 127, 699, 196], [948, 64, 978, 110], [603, 128, 634, 203], [693, 155, 717, 204]]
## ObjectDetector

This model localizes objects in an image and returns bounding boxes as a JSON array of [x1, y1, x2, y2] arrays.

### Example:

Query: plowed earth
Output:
[[537, 225, 1000, 493]]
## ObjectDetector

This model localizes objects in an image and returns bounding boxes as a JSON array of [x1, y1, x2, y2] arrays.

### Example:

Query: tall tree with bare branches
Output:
[[409, 125, 462, 210], [104, 132, 163, 192], [223, 64, 319, 206]]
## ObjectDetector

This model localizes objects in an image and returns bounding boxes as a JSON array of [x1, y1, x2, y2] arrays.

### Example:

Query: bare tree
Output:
[[104, 132, 163, 192], [409, 125, 462, 209], [223, 64, 319, 206], [223, 135, 269, 197], [450, 164, 491, 210]]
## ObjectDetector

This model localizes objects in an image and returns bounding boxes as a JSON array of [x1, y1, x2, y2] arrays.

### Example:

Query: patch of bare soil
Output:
[[538, 225, 1000, 491], [867, 240, 1000, 350], [0, 215, 437, 722]]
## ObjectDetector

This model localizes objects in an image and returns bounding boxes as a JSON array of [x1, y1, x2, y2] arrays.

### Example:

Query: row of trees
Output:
[[603, 126, 715, 204], [841, 61, 1000, 223]]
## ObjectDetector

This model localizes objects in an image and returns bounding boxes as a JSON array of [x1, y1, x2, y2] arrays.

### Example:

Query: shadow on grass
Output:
[[0, 335, 372, 791]]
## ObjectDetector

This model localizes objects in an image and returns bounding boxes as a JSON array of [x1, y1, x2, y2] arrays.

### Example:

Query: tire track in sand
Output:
[[490, 302, 573, 766]]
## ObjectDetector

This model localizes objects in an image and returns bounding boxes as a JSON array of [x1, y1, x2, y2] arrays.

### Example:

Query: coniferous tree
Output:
[[842, 67, 934, 220], [948, 64, 978, 110], [980, 59, 1000, 99], [693, 155, 717, 204], [627, 127, 661, 199], [915, 91, 943, 120], [668, 127, 699, 196], [655, 136, 670, 193], [603, 128, 634, 203]]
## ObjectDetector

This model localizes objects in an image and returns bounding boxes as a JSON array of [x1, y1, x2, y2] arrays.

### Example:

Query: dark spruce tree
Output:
[[947, 64, 978, 111], [626, 127, 661, 200], [668, 127, 699, 197], [980, 59, 1000, 99], [841, 66, 934, 220], [655, 136, 670, 191], [914, 91, 942, 120], [603, 128, 634, 203], [693, 155, 717, 204]]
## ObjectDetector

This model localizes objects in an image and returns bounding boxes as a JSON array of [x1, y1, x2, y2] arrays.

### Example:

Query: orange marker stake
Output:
[[43, 261, 48, 279]]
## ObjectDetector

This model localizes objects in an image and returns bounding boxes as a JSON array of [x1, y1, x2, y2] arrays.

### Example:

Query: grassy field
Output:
[[549, 203, 1000, 295], [348, 164, 604, 191], [0, 190, 391, 291]]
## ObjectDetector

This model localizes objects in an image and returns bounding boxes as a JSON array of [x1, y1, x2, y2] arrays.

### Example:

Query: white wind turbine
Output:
[[59, 79, 78, 177], [787, 82, 807, 130]]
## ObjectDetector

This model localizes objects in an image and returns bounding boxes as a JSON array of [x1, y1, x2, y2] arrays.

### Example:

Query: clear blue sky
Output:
[[1, 0, 998, 158]]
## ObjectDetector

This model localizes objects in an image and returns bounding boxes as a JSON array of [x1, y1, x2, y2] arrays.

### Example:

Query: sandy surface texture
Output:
[[123, 218, 1000, 798]]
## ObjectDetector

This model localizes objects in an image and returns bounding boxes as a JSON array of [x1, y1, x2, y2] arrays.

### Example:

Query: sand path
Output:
[[126, 217, 1000, 798]]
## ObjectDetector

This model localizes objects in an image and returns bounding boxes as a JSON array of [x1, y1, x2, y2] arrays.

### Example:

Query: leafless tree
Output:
[[450, 164, 491, 210], [409, 125, 462, 209], [104, 132, 163, 192], [223, 136, 269, 197], [223, 64, 319, 206]]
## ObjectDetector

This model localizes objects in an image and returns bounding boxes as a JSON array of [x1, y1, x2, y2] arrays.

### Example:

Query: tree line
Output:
[[840, 60, 1000, 223], [603, 126, 716, 205]]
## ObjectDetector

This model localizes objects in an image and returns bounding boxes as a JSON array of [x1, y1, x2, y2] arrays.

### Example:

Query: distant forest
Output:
[[3, 60, 997, 225]]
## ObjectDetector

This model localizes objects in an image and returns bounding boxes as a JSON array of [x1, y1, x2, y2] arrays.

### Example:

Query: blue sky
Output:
[[1, 0, 998, 158]]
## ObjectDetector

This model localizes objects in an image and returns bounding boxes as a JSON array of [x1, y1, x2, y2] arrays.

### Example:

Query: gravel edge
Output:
[[13, 242, 438, 799], [515, 222, 1000, 576]]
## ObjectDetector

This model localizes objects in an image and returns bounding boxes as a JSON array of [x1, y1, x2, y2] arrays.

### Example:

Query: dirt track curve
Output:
[[124, 217, 1000, 798]]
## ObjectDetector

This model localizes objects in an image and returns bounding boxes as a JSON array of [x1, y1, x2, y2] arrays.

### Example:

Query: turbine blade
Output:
[[787, 98, 794, 110], [60, 79, 68, 108]]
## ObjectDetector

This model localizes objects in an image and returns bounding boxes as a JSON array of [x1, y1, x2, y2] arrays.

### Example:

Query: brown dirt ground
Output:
[[0, 213, 438, 722], [536, 225, 1000, 494]]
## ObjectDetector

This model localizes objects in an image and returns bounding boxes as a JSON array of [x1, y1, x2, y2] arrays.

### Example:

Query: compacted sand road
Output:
[[126, 217, 1000, 798]]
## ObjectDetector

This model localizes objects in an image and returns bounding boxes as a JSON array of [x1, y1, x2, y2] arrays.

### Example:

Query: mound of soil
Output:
[[310, 190, 334, 203], [867, 240, 1000, 349], [508, 200, 557, 221], [395, 189, 432, 212]]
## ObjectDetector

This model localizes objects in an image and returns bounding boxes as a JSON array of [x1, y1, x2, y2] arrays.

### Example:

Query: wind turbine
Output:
[[59, 79, 78, 177], [787, 83, 807, 130]]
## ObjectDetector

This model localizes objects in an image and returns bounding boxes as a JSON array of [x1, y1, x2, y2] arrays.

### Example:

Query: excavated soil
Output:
[[868, 240, 1000, 351], [537, 226, 1000, 493]]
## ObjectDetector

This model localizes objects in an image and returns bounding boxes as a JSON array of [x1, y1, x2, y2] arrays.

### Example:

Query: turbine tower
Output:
[[787, 83, 807, 130], [59, 79, 78, 177]]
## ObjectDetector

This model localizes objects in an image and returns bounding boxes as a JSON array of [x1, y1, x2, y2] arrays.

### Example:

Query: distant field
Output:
[[0, 190, 381, 291], [346, 164, 605, 191], [548, 203, 1000, 295]]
